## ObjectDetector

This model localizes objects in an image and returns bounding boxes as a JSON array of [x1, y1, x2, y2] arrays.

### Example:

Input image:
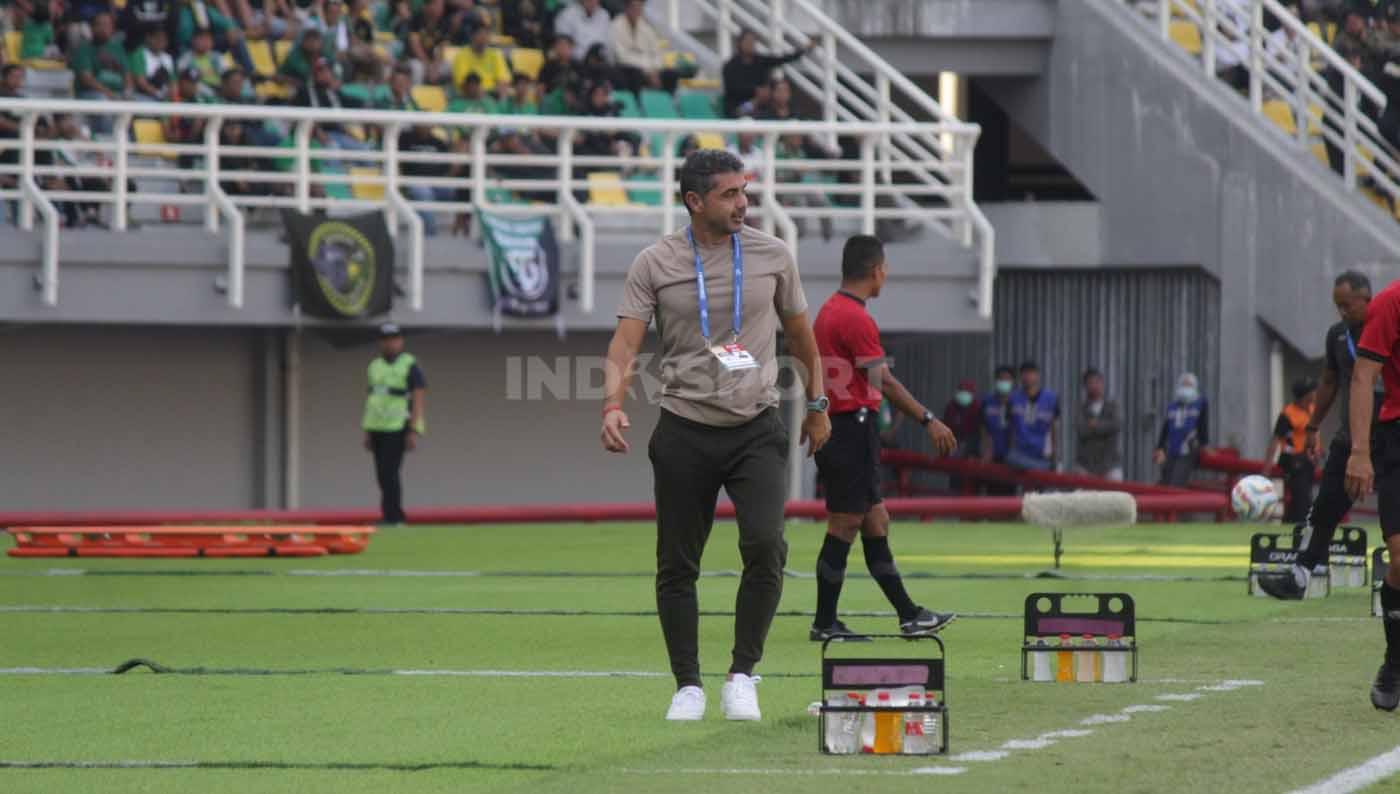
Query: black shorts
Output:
[[815, 408, 882, 515], [1374, 421, 1400, 539]]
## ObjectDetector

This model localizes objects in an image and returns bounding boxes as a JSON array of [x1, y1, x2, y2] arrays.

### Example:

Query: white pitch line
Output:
[[619, 767, 967, 777], [1080, 714, 1131, 726], [0, 760, 200, 769], [289, 569, 483, 577], [0, 667, 109, 675], [1289, 744, 1400, 794], [1039, 729, 1095, 740], [1155, 693, 1202, 702], [392, 669, 668, 679], [1121, 704, 1171, 714], [949, 750, 1010, 762], [1001, 738, 1056, 750]]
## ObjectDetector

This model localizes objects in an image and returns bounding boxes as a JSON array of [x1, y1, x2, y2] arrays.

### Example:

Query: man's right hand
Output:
[[1346, 450, 1375, 502], [601, 407, 631, 453], [1152, 448, 1167, 466]]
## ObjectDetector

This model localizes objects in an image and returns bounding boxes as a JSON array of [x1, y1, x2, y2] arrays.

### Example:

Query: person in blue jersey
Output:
[[1153, 372, 1210, 487], [979, 365, 1017, 495], [1006, 361, 1060, 472]]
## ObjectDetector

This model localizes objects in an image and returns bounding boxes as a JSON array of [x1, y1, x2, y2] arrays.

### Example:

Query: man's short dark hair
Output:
[[678, 148, 744, 210], [841, 235, 884, 281], [994, 365, 1015, 379], [1, 64, 22, 81], [1019, 360, 1039, 374], [1335, 270, 1373, 293], [1082, 367, 1102, 385]]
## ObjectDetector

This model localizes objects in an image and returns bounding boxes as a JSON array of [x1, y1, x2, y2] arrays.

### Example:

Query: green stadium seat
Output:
[[614, 90, 641, 118], [639, 89, 678, 118], [677, 91, 719, 120], [627, 171, 663, 206]]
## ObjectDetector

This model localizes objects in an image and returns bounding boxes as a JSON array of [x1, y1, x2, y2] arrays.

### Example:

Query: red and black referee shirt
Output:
[[1358, 280, 1400, 422], [813, 290, 884, 415]]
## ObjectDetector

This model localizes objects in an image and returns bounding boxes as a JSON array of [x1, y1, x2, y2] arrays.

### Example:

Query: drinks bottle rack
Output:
[[817, 633, 948, 755], [1020, 592, 1137, 684]]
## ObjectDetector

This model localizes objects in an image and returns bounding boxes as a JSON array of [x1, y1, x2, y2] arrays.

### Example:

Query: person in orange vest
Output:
[[1266, 377, 1319, 524]]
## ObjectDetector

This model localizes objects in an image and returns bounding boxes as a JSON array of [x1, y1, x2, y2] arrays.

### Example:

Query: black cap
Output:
[[378, 322, 403, 338], [1019, 359, 1040, 373], [179, 66, 201, 83]]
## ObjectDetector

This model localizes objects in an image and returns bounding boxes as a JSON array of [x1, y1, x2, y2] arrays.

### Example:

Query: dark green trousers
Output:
[[648, 407, 789, 688]]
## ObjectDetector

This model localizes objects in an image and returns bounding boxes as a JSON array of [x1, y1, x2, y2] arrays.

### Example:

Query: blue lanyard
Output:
[[1346, 327, 1358, 361], [687, 227, 742, 342]]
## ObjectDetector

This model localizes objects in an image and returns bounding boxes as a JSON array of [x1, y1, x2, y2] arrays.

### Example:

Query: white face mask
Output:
[[1176, 387, 1198, 403], [1087, 400, 1103, 417]]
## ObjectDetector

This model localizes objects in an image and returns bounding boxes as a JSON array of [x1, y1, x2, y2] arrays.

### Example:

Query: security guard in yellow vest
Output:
[[363, 323, 426, 524], [1266, 377, 1317, 525]]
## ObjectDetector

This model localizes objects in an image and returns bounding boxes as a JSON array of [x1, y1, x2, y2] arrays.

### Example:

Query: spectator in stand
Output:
[[942, 379, 982, 459], [1007, 360, 1060, 473], [502, 0, 547, 49], [173, 61, 215, 101], [120, 0, 171, 46], [452, 22, 511, 92], [1073, 367, 1123, 481], [217, 119, 276, 197], [1153, 371, 1209, 487], [610, 0, 680, 94], [399, 123, 462, 236], [129, 25, 175, 100], [979, 365, 1016, 495], [726, 125, 762, 182], [501, 72, 540, 114], [553, 0, 610, 62], [50, 113, 107, 228], [278, 26, 324, 86], [0, 65, 25, 203], [17, 0, 64, 61], [70, 11, 129, 132], [296, 55, 368, 151], [177, 27, 227, 94], [229, 0, 294, 43], [721, 29, 816, 117], [575, 79, 637, 158], [1266, 377, 1319, 523], [538, 32, 577, 93], [762, 76, 838, 240], [165, 67, 208, 171], [379, 62, 418, 109], [403, 0, 452, 84], [448, 69, 496, 112], [173, 0, 255, 77]]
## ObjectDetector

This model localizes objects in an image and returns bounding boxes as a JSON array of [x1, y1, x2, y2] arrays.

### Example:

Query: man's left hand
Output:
[[405, 429, 418, 451], [925, 419, 956, 456], [801, 410, 831, 456]]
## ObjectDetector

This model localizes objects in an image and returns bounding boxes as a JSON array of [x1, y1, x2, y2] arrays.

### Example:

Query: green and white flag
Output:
[[480, 211, 560, 318]]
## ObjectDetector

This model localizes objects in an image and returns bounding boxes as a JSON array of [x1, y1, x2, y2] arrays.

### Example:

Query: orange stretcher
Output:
[[4, 525, 375, 558]]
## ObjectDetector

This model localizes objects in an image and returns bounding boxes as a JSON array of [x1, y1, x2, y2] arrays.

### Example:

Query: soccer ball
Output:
[[1231, 475, 1279, 521]]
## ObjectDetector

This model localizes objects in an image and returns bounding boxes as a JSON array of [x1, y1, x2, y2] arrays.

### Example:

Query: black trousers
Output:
[[649, 407, 789, 688], [369, 428, 408, 523], [1160, 453, 1198, 487], [1279, 452, 1316, 525], [1298, 438, 1353, 569]]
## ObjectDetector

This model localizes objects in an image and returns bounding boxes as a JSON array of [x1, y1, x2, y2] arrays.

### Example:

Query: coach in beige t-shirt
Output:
[[599, 149, 830, 724]]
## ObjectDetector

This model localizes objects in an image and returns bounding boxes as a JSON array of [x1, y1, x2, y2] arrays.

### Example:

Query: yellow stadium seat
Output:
[[1262, 99, 1296, 136], [4, 31, 20, 63], [490, 34, 514, 47], [247, 40, 277, 77], [132, 119, 178, 159], [350, 167, 385, 200], [679, 77, 721, 91], [412, 85, 447, 113], [587, 171, 631, 207], [695, 132, 725, 150], [255, 80, 294, 100], [1170, 20, 1201, 55], [510, 47, 543, 79]]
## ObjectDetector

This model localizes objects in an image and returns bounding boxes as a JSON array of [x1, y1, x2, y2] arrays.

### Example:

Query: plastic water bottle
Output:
[[1102, 634, 1128, 683], [1056, 633, 1074, 682], [1031, 638, 1053, 681], [922, 691, 940, 750], [902, 692, 928, 754], [857, 693, 875, 753], [1076, 634, 1101, 682], [824, 693, 849, 753], [872, 691, 903, 754]]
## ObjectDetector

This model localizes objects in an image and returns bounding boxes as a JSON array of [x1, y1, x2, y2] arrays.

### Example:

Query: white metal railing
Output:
[[1132, 0, 1400, 211], [0, 99, 986, 316]]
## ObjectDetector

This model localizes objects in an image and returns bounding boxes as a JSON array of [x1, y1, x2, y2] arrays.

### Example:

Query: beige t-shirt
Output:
[[617, 224, 808, 427]]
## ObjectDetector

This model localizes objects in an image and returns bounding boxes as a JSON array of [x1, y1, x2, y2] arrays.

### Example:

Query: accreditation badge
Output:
[[710, 341, 758, 371]]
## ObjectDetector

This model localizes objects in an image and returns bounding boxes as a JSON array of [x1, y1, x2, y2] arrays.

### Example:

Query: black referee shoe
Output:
[[809, 620, 871, 642], [900, 607, 957, 636], [1373, 663, 1400, 712]]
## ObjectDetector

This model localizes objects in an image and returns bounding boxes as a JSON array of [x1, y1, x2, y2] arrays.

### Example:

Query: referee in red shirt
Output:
[[1347, 278, 1400, 711], [810, 235, 959, 640]]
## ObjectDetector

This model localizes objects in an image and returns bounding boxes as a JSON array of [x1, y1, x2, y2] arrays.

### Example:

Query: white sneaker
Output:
[[665, 685, 706, 721], [721, 674, 761, 721]]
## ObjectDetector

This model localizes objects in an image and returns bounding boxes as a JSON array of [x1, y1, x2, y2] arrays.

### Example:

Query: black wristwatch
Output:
[[919, 410, 934, 427], [807, 395, 829, 413]]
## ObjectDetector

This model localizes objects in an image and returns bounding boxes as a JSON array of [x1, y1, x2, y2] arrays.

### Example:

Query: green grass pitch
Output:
[[2, 519, 1398, 793]]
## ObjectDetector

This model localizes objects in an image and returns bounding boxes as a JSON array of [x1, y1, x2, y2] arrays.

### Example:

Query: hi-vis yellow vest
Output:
[[362, 353, 419, 432]]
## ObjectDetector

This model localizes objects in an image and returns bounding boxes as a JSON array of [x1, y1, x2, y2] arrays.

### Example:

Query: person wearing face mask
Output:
[[1259, 271, 1379, 601], [1153, 372, 1210, 486], [1007, 361, 1060, 472], [942, 380, 982, 456], [980, 365, 1017, 495], [1074, 367, 1123, 481]]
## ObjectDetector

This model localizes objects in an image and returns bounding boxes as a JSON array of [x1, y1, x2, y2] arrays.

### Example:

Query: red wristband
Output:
[[602, 404, 624, 418]]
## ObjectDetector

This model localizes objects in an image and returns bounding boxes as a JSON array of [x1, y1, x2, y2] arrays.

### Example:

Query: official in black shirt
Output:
[[1259, 270, 1378, 599]]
